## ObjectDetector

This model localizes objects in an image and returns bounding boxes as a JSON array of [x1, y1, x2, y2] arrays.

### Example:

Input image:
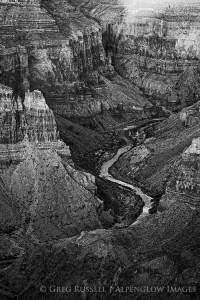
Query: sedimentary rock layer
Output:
[[0, 86, 103, 241], [73, 0, 200, 109], [0, 0, 149, 120]]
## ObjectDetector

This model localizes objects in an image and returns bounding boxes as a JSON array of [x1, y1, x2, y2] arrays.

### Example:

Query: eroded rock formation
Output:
[[160, 136, 200, 211], [110, 102, 200, 198], [0, 0, 150, 122], [73, 0, 200, 110], [0, 86, 103, 242], [0, 83, 24, 144], [1, 1, 200, 299]]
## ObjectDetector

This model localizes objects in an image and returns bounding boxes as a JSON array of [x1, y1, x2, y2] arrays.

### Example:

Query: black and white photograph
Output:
[[0, 0, 200, 299]]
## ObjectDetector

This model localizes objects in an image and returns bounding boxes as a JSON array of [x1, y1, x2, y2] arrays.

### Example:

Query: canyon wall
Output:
[[2, 0, 200, 115], [0, 0, 132, 120], [0, 0, 151, 121], [73, 0, 200, 110], [0, 86, 103, 242], [1, 2, 200, 299]]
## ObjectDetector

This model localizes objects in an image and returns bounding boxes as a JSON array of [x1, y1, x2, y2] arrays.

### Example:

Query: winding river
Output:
[[99, 119, 164, 225]]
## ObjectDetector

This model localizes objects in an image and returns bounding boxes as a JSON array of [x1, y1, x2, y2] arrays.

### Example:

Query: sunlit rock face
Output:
[[0, 85, 64, 170], [24, 90, 60, 143], [185, 138, 200, 155], [0, 86, 59, 144]]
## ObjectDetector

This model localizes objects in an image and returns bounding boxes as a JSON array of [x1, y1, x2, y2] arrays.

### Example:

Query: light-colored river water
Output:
[[99, 137, 153, 225]]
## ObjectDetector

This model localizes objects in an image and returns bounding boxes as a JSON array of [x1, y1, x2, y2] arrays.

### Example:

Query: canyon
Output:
[[0, 87, 106, 243], [0, 0, 200, 300], [73, 0, 200, 109]]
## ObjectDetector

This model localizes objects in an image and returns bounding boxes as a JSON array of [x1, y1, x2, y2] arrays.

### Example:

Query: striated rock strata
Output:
[[0, 83, 24, 144], [74, 0, 200, 110], [0, 0, 149, 121], [0, 85, 103, 242]]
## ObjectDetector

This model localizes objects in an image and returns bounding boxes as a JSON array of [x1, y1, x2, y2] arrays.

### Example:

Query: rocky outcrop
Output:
[[0, 85, 104, 241], [24, 90, 59, 142], [3, 142, 102, 242], [160, 137, 200, 211], [0, 86, 59, 144]]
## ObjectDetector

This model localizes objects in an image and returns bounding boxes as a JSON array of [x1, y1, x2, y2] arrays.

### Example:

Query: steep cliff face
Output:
[[23, 90, 59, 142], [0, 38, 29, 96], [0, 86, 59, 144], [73, 0, 200, 110], [0, 0, 72, 93], [40, 0, 134, 117], [3, 0, 200, 116], [0, 0, 109, 118], [0, 0, 149, 121], [0, 83, 24, 144], [0, 86, 103, 242]]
